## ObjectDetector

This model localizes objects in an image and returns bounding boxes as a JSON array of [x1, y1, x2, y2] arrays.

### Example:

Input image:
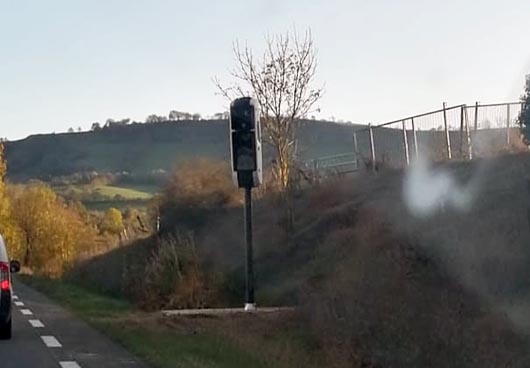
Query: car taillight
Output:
[[0, 263, 10, 291]]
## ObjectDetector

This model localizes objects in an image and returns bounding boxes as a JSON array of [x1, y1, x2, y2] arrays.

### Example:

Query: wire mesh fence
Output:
[[353, 102, 526, 171]]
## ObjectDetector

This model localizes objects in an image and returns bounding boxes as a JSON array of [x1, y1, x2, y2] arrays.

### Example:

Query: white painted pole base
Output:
[[244, 303, 256, 312]]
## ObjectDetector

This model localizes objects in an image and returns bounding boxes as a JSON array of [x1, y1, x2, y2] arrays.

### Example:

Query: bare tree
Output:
[[215, 29, 323, 190]]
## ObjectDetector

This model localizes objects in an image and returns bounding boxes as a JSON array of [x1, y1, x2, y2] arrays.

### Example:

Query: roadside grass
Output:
[[105, 324, 267, 368], [17, 274, 130, 319], [17, 275, 316, 368]]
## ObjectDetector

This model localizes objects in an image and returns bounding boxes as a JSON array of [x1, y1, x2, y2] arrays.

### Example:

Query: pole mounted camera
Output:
[[229, 97, 263, 188], [229, 97, 262, 311]]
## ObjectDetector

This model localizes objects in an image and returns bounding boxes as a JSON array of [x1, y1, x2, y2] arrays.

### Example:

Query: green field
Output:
[[51, 183, 158, 212], [91, 185, 154, 199], [56, 184, 155, 199]]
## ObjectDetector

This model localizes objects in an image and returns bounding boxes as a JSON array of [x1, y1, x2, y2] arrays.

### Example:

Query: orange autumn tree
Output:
[[9, 182, 93, 277]]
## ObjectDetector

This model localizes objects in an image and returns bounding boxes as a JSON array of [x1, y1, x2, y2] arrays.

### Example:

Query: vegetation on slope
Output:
[[68, 153, 530, 367], [4, 119, 361, 180]]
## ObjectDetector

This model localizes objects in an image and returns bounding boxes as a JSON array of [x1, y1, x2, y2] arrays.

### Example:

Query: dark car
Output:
[[0, 235, 20, 340]]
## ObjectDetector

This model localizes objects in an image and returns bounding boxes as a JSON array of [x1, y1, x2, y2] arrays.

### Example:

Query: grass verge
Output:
[[17, 275, 269, 368], [17, 275, 322, 368]]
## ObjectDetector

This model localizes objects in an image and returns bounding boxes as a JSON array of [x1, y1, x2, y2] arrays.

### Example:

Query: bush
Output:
[[159, 159, 240, 233], [69, 233, 225, 310], [99, 208, 124, 235], [139, 234, 219, 310]]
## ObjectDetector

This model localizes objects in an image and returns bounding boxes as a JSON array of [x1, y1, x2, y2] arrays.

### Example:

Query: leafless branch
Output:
[[213, 28, 323, 189]]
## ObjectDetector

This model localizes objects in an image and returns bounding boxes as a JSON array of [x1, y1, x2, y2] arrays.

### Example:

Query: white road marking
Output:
[[21, 309, 33, 315], [14, 301, 24, 307], [12, 295, 18, 300], [60, 362, 82, 368], [41, 335, 62, 348], [29, 319, 45, 328]]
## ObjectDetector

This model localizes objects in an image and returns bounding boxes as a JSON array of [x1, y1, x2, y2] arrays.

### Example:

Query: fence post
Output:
[[402, 120, 410, 165], [460, 105, 465, 158], [464, 105, 473, 160], [353, 132, 360, 171], [368, 123, 376, 173], [474, 101, 479, 131], [411, 118, 419, 159], [507, 104, 511, 146], [313, 159, 319, 184], [443, 102, 452, 160]]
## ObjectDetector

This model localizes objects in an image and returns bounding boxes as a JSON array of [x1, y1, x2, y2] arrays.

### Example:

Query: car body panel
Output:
[[0, 235, 12, 325]]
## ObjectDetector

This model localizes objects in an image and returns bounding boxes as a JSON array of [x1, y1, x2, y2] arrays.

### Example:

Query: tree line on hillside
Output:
[[78, 111, 230, 133]]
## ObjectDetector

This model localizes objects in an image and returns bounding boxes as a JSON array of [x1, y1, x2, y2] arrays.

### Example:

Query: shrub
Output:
[[159, 159, 240, 233], [121, 234, 221, 310], [99, 208, 124, 235]]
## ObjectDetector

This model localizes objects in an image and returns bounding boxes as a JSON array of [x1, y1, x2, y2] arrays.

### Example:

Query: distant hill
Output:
[[4, 119, 363, 180]]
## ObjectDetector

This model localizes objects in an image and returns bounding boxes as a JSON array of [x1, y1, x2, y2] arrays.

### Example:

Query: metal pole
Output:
[[443, 102, 452, 160], [411, 118, 419, 159], [474, 102, 479, 131], [460, 106, 465, 158], [507, 104, 511, 146], [353, 132, 360, 171], [464, 105, 473, 160], [244, 186, 255, 311], [368, 124, 376, 172], [313, 159, 319, 184], [402, 120, 410, 165]]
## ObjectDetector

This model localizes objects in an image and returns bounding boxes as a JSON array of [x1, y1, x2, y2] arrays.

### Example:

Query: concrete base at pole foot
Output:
[[244, 303, 256, 312]]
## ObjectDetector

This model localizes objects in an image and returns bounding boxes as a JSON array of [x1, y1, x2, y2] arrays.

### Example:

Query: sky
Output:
[[1, 0, 530, 140]]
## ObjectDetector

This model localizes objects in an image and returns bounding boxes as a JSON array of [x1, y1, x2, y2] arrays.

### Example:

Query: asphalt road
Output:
[[0, 279, 147, 368]]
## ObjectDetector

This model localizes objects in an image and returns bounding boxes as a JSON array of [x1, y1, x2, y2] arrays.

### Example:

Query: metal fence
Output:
[[353, 102, 525, 171], [302, 153, 358, 181]]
